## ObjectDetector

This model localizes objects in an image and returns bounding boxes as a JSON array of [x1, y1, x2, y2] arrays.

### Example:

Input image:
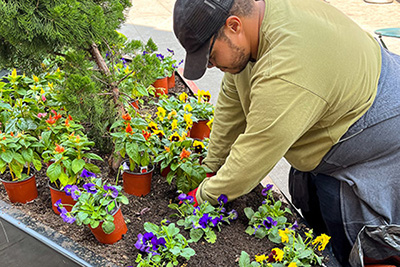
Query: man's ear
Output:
[[225, 16, 241, 34]]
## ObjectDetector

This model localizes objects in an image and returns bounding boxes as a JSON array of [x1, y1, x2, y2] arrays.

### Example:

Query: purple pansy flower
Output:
[[142, 51, 148, 55], [261, 184, 273, 196], [80, 169, 96, 178], [193, 206, 200, 215], [253, 225, 261, 235], [211, 215, 223, 227], [228, 209, 238, 221], [83, 183, 97, 194], [167, 48, 174, 55], [135, 232, 166, 253], [291, 220, 299, 230], [54, 199, 63, 213], [199, 213, 212, 228], [263, 217, 278, 229], [64, 185, 81, 200], [217, 194, 228, 205], [103, 185, 119, 198], [60, 210, 76, 224], [156, 53, 164, 61]]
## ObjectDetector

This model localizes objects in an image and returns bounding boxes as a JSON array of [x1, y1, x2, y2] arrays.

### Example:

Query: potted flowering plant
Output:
[[154, 136, 210, 193], [110, 112, 158, 196], [186, 90, 214, 140], [0, 131, 43, 203], [55, 170, 129, 244], [157, 48, 183, 89]]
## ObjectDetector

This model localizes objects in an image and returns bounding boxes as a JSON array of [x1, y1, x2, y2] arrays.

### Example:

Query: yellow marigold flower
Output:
[[33, 75, 39, 83], [169, 132, 181, 142], [206, 117, 214, 129], [272, 248, 284, 262], [312, 233, 331, 251], [167, 110, 177, 120], [255, 254, 267, 263], [171, 119, 178, 131], [288, 262, 297, 267], [278, 228, 290, 243], [179, 92, 188, 102], [184, 104, 192, 112], [156, 107, 166, 121]]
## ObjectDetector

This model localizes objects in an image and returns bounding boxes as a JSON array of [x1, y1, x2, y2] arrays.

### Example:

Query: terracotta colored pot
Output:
[[49, 182, 76, 215], [152, 77, 168, 97], [89, 208, 128, 244], [189, 120, 211, 140], [168, 72, 176, 89], [366, 265, 397, 267], [130, 100, 139, 109], [121, 161, 153, 196], [0, 174, 38, 203], [160, 165, 171, 177]]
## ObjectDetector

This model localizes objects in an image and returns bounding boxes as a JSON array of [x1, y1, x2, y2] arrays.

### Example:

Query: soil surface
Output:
[[0, 75, 324, 267]]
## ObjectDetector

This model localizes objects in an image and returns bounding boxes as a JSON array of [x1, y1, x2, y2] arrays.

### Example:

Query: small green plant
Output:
[[135, 220, 196, 267], [169, 193, 238, 244], [110, 112, 158, 172], [0, 131, 43, 181], [244, 184, 295, 243], [188, 90, 214, 122], [238, 229, 330, 267], [55, 171, 129, 234]]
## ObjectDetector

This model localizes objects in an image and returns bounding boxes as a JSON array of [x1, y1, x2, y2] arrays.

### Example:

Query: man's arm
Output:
[[197, 76, 328, 205], [202, 74, 247, 172]]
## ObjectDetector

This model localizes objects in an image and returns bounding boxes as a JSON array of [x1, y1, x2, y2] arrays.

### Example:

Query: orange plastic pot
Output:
[[153, 77, 168, 97], [122, 161, 153, 196], [168, 72, 176, 89], [49, 183, 76, 215], [1, 174, 38, 203], [160, 165, 171, 177], [189, 120, 211, 140], [130, 100, 139, 109], [89, 208, 128, 244]]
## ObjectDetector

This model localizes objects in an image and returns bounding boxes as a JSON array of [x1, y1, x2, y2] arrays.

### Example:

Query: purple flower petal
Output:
[[261, 184, 273, 196], [103, 185, 119, 198], [83, 183, 97, 194], [80, 169, 96, 178], [217, 194, 228, 205]]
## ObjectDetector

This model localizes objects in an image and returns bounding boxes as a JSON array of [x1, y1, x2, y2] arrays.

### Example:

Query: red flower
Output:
[[180, 148, 191, 160], [68, 114, 73, 121], [46, 114, 56, 125], [10, 132, 14, 137], [142, 130, 151, 141], [55, 144, 65, 153], [122, 113, 131, 121], [125, 124, 133, 134], [65, 118, 70, 127]]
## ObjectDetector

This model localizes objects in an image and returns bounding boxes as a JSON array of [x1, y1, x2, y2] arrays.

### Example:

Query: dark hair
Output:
[[216, 0, 255, 39]]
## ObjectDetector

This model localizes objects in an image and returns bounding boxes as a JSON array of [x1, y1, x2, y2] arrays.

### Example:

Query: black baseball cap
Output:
[[173, 0, 234, 80]]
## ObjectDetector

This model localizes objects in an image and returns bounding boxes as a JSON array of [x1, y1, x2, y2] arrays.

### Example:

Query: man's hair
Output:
[[216, 0, 255, 39]]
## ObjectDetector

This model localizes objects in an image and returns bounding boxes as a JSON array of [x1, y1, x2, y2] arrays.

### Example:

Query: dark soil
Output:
[[0, 74, 319, 267]]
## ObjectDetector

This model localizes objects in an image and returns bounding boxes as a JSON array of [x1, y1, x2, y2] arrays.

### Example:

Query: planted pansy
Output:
[[217, 194, 228, 205], [169, 132, 181, 142], [261, 184, 273, 196], [81, 169, 96, 178], [60, 210, 76, 224], [263, 217, 278, 229], [83, 183, 98, 194], [148, 121, 158, 132], [103, 185, 119, 198], [193, 140, 205, 153], [156, 107, 166, 121], [179, 92, 188, 102], [64, 185, 82, 200]]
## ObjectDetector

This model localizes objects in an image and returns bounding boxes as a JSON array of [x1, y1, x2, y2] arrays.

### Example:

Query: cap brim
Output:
[[183, 39, 210, 80]]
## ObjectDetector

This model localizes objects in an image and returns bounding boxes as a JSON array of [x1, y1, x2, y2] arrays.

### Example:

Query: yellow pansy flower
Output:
[[156, 107, 166, 121], [179, 92, 188, 102], [124, 65, 130, 74], [272, 248, 284, 261], [40, 88, 45, 94], [278, 228, 291, 243], [288, 262, 297, 267], [255, 254, 267, 263], [206, 117, 214, 130], [169, 132, 181, 142], [184, 104, 192, 112], [148, 121, 158, 131], [171, 119, 178, 131], [181, 132, 187, 140], [312, 233, 331, 251], [202, 90, 211, 102], [167, 110, 177, 120], [48, 82, 54, 90]]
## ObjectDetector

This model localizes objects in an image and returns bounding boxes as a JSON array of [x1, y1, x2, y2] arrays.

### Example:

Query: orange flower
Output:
[[10, 132, 14, 137], [68, 114, 73, 121], [55, 144, 65, 153], [125, 124, 133, 133], [142, 130, 151, 141], [122, 113, 131, 121], [46, 114, 56, 125], [65, 118, 70, 127], [180, 148, 191, 160], [164, 146, 170, 152]]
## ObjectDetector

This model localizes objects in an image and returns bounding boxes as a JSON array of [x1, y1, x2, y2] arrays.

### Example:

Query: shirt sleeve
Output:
[[197, 76, 328, 205], [202, 74, 247, 172]]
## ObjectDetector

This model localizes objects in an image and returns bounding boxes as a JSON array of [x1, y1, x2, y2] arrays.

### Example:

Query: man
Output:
[[173, 0, 400, 265]]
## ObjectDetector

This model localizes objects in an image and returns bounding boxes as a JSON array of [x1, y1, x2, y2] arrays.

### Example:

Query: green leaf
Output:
[[144, 222, 159, 233], [169, 246, 181, 255], [84, 163, 100, 173], [204, 230, 217, 243], [126, 142, 140, 163], [254, 227, 266, 239], [189, 228, 204, 243], [181, 247, 196, 260], [1, 150, 14, 163], [244, 207, 255, 219], [245, 226, 255, 236], [13, 153, 25, 165], [102, 221, 115, 234], [90, 220, 100, 229], [238, 251, 251, 267], [46, 163, 62, 183], [83, 153, 103, 161], [71, 158, 85, 174]]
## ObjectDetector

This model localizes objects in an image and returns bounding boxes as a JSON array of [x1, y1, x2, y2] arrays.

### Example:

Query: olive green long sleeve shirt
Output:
[[198, 0, 381, 205]]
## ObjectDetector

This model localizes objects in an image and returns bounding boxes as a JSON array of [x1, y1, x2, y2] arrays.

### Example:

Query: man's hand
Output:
[[206, 172, 215, 178]]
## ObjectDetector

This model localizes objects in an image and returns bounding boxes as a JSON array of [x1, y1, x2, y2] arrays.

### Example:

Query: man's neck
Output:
[[249, 0, 265, 61]]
